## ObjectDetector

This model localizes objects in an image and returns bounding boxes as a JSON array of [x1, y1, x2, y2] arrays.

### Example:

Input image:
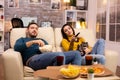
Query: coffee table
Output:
[[34, 64, 120, 80]]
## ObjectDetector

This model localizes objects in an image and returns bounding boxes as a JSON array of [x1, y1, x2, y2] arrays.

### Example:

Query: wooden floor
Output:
[[116, 65, 120, 77], [0, 54, 4, 80]]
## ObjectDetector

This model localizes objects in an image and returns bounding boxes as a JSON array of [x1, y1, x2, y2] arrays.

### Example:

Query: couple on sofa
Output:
[[14, 22, 105, 71]]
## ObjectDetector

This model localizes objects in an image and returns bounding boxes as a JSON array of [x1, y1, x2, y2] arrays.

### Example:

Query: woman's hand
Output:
[[83, 47, 91, 55], [70, 36, 78, 42]]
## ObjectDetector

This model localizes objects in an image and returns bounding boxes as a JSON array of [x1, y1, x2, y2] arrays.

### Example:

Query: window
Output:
[[96, 0, 107, 40], [109, 0, 120, 42], [96, 0, 120, 42]]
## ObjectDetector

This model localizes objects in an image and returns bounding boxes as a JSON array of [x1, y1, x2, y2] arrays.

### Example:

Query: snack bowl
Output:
[[59, 65, 80, 78]]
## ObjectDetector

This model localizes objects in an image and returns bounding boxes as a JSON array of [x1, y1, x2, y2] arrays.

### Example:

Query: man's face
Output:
[[27, 24, 38, 38]]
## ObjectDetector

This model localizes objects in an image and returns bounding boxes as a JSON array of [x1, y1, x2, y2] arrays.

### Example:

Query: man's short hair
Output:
[[27, 22, 39, 28]]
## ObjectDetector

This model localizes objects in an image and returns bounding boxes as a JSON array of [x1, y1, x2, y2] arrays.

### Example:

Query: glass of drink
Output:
[[56, 56, 64, 66], [85, 55, 93, 65]]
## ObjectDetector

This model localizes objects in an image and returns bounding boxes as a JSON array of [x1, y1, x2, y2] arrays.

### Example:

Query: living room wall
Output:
[[4, 0, 66, 28]]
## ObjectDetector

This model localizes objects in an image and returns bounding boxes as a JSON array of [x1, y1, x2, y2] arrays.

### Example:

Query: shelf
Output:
[[0, 1, 4, 52], [64, 10, 88, 28]]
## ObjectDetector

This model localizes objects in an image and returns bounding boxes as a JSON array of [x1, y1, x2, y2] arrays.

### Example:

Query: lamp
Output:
[[96, 22, 100, 32], [76, 18, 86, 29], [76, 21, 81, 28], [80, 21, 86, 29], [64, 0, 70, 9], [5, 21, 12, 32]]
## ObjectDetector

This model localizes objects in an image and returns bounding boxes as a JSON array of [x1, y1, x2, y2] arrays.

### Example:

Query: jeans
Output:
[[64, 51, 82, 65], [28, 51, 82, 70], [91, 39, 105, 55], [82, 39, 105, 65]]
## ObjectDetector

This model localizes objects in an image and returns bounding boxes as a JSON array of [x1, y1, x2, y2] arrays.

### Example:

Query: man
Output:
[[14, 22, 82, 70]]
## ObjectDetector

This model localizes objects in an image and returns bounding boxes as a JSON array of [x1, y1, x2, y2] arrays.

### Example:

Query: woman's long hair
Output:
[[61, 24, 75, 42]]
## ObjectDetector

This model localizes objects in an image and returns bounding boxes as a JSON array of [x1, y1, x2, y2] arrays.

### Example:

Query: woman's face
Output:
[[63, 25, 73, 37]]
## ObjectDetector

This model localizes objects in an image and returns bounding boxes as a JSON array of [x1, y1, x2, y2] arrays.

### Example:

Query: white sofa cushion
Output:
[[3, 49, 24, 80], [39, 45, 53, 52], [24, 66, 34, 77], [10, 27, 55, 49]]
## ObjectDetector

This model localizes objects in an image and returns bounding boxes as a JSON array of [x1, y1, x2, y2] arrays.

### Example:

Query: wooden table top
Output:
[[34, 64, 116, 80]]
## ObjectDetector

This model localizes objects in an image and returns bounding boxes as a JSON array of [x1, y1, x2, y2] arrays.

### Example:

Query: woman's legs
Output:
[[28, 52, 65, 70], [63, 50, 82, 65], [91, 39, 105, 55], [92, 54, 105, 64]]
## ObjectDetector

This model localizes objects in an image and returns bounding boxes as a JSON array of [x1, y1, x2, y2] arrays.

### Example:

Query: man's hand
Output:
[[26, 40, 45, 47], [32, 40, 45, 47]]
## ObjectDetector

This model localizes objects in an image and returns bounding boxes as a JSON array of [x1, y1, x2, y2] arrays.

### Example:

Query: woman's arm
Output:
[[61, 39, 71, 51]]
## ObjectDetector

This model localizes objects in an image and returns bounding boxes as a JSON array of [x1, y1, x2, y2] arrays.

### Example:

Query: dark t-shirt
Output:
[[14, 37, 48, 65]]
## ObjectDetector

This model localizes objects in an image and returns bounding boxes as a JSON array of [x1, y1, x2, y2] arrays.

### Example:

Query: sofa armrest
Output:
[[105, 50, 119, 73], [2, 49, 24, 80]]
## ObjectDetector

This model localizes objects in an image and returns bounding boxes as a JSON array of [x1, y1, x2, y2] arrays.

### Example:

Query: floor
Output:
[[0, 54, 4, 80], [116, 65, 120, 77]]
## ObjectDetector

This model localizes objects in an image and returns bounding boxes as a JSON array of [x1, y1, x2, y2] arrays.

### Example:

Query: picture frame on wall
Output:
[[8, 0, 19, 8], [51, 0, 61, 10], [41, 21, 52, 27], [76, 0, 88, 10], [21, 17, 37, 27], [67, 11, 76, 22], [28, 0, 42, 4]]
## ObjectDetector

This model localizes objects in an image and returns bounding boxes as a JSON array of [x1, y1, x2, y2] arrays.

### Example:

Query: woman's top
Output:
[[61, 36, 91, 51]]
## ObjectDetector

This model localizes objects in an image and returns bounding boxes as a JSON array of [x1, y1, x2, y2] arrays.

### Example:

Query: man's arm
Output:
[[14, 38, 28, 52], [26, 40, 35, 47], [26, 38, 48, 47], [14, 38, 49, 52]]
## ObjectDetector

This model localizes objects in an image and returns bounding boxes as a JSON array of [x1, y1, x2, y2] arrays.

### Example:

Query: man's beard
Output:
[[30, 35, 37, 38], [27, 32, 37, 38]]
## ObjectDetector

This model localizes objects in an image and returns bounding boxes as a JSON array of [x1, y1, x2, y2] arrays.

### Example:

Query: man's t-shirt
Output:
[[14, 37, 48, 65]]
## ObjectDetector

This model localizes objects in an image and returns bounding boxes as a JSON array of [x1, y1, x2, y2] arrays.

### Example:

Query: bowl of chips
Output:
[[59, 65, 80, 78]]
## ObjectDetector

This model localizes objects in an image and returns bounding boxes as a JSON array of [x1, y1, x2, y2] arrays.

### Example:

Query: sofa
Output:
[[2, 27, 119, 80]]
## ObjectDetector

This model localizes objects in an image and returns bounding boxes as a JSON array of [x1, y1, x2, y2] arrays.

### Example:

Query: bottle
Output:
[[93, 58, 98, 65]]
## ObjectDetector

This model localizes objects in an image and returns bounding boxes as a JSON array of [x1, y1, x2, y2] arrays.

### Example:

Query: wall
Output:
[[4, 0, 66, 28]]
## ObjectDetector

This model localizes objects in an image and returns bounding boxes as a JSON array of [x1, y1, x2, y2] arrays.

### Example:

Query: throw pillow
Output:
[[24, 66, 34, 77]]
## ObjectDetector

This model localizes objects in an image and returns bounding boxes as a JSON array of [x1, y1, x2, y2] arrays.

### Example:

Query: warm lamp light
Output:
[[76, 21, 81, 28], [64, 0, 70, 9], [81, 21, 86, 29], [96, 22, 100, 32], [103, 0, 107, 5], [64, 0, 70, 3], [5, 21, 12, 32], [76, 20, 86, 29]]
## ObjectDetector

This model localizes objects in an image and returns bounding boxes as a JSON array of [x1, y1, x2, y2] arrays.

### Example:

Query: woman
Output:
[[61, 24, 105, 65]]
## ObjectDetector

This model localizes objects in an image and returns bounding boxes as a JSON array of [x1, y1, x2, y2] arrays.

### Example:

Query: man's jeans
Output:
[[28, 51, 82, 70]]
